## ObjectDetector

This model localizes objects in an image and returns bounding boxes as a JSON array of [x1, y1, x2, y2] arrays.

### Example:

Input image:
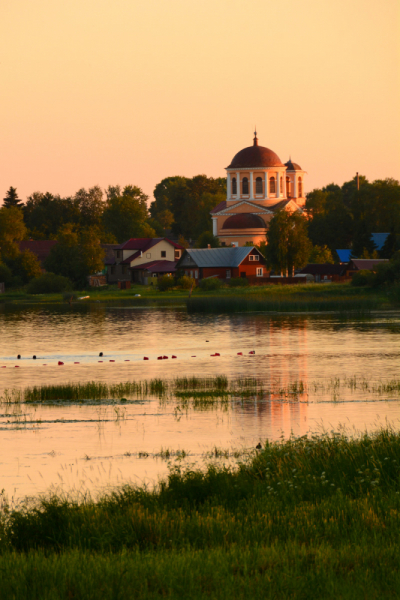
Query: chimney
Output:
[[356, 172, 359, 191], [207, 244, 211, 249]]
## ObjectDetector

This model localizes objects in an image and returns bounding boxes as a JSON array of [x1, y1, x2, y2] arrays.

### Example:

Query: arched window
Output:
[[269, 177, 276, 194], [298, 177, 302, 197], [255, 177, 263, 194], [242, 177, 249, 194], [232, 177, 237, 195], [286, 177, 291, 197]]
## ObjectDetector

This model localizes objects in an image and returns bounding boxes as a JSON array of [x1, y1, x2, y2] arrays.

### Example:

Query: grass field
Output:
[[0, 281, 395, 313], [1, 429, 399, 598]]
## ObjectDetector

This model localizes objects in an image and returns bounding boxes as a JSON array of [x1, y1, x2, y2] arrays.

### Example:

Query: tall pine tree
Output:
[[3, 187, 22, 209]]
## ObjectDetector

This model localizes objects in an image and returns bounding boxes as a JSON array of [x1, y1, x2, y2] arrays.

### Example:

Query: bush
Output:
[[228, 277, 249, 287], [0, 262, 13, 285], [177, 276, 195, 289], [351, 270, 376, 287], [157, 275, 175, 292], [27, 273, 73, 294], [199, 277, 222, 291]]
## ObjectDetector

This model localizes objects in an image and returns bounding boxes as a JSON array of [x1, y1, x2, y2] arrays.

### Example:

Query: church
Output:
[[210, 132, 306, 247]]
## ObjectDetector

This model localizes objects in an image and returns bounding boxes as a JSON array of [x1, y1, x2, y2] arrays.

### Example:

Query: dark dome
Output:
[[227, 135, 284, 169], [222, 213, 266, 230], [285, 159, 302, 171]]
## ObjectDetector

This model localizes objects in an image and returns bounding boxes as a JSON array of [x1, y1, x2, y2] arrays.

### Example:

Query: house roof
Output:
[[19, 240, 57, 264], [371, 233, 389, 251], [348, 259, 389, 271], [178, 247, 261, 268], [130, 260, 177, 273], [336, 249, 352, 263], [118, 237, 184, 251], [300, 263, 346, 276]]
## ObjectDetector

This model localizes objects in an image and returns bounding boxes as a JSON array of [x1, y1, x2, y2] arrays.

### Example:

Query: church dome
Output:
[[222, 213, 266, 230], [285, 159, 302, 171], [227, 133, 284, 169]]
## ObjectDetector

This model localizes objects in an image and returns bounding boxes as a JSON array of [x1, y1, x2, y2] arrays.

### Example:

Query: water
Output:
[[1, 304, 400, 504]]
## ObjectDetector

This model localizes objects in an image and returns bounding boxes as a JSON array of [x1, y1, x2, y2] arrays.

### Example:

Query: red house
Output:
[[176, 246, 268, 282]]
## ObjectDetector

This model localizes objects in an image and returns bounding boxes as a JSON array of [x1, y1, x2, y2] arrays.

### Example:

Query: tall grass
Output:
[[187, 294, 381, 314], [1, 430, 400, 598]]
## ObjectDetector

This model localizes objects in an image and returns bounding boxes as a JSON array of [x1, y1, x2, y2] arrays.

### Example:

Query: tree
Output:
[[45, 224, 105, 287], [6, 250, 42, 284], [0, 206, 27, 259], [196, 231, 220, 248], [308, 245, 334, 264], [24, 192, 80, 239], [266, 210, 311, 275], [74, 186, 104, 229], [351, 221, 377, 258], [3, 187, 23, 209], [380, 229, 400, 259], [102, 185, 153, 243]]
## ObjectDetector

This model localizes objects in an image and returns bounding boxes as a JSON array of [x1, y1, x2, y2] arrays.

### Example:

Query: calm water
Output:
[[1, 304, 400, 504]]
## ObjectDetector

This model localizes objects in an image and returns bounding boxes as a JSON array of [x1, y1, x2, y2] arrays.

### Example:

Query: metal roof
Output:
[[336, 249, 352, 262], [371, 233, 389, 251], [178, 247, 256, 268]]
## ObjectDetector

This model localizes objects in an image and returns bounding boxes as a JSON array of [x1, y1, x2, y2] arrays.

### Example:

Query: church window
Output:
[[232, 177, 237, 194], [269, 177, 276, 194], [286, 177, 291, 196], [298, 177, 303, 197], [242, 177, 249, 194], [255, 177, 263, 194]]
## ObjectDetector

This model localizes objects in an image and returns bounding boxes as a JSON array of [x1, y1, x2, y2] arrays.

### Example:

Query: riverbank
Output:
[[1, 429, 399, 598], [0, 281, 395, 312]]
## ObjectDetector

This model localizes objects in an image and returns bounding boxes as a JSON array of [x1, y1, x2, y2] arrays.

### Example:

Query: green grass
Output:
[[1, 430, 400, 598]]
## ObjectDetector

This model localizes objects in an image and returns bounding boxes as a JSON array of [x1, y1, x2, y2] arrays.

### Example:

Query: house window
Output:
[[221, 242, 226, 246], [254, 255, 259, 261], [226, 269, 231, 279], [255, 177, 263, 194], [269, 177, 276, 194], [146, 253, 151, 258], [116, 250, 121, 259], [194, 270, 198, 279], [111, 266, 115, 275], [161, 251, 166, 258], [298, 177, 303, 197], [122, 265, 127, 275], [232, 177, 237, 194], [256, 267, 263, 277], [286, 177, 291, 196], [174, 249, 181, 259], [242, 177, 249, 194], [249, 255, 254, 261]]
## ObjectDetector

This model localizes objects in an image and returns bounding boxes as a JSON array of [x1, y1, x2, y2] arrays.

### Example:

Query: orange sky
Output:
[[1, 0, 399, 204]]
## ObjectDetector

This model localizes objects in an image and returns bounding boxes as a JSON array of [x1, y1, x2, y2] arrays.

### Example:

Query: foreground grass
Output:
[[1, 430, 400, 598]]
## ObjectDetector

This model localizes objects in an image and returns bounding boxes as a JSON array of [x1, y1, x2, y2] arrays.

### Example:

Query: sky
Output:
[[1, 0, 399, 204]]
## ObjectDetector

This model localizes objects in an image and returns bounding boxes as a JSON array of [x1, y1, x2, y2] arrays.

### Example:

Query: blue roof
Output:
[[336, 249, 352, 262], [371, 233, 389, 251]]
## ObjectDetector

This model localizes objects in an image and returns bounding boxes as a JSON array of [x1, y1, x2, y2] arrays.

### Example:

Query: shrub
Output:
[[177, 276, 195, 289], [0, 262, 13, 284], [228, 277, 248, 287], [157, 275, 175, 292], [27, 273, 73, 294], [199, 277, 222, 291], [351, 270, 376, 287]]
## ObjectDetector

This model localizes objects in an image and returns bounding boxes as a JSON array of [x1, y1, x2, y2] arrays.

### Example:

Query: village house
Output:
[[344, 258, 389, 278], [106, 238, 184, 285], [176, 246, 268, 283], [299, 263, 348, 283]]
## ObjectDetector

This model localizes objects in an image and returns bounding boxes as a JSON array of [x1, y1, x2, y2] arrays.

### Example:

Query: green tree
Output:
[[196, 231, 220, 248], [0, 206, 27, 259], [266, 210, 311, 275], [308, 245, 334, 264], [74, 186, 104, 229], [3, 187, 23, 209], [24, 192, 80, 239], [103, 185, 153, 243], [45, 224, 105, 287], [380, 229, 400, 259], [6, 250, 42, 284]]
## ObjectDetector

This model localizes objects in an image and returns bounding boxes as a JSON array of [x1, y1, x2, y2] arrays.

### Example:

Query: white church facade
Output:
[[211, 132, 306, 246]]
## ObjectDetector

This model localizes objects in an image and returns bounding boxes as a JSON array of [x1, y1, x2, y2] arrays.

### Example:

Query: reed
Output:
[[1, 430, 400, 598]]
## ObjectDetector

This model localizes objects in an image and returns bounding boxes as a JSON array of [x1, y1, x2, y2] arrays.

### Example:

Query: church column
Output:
[[227, 173, 231, 200], [236, 171, 240, 198], [276, 171, 280, 197], [250, 172, 254, 200], [293, 174, 297, 199], [212, 217, 218, 236], [283, 172, 287, 198], [265, 172, 268, 199]]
